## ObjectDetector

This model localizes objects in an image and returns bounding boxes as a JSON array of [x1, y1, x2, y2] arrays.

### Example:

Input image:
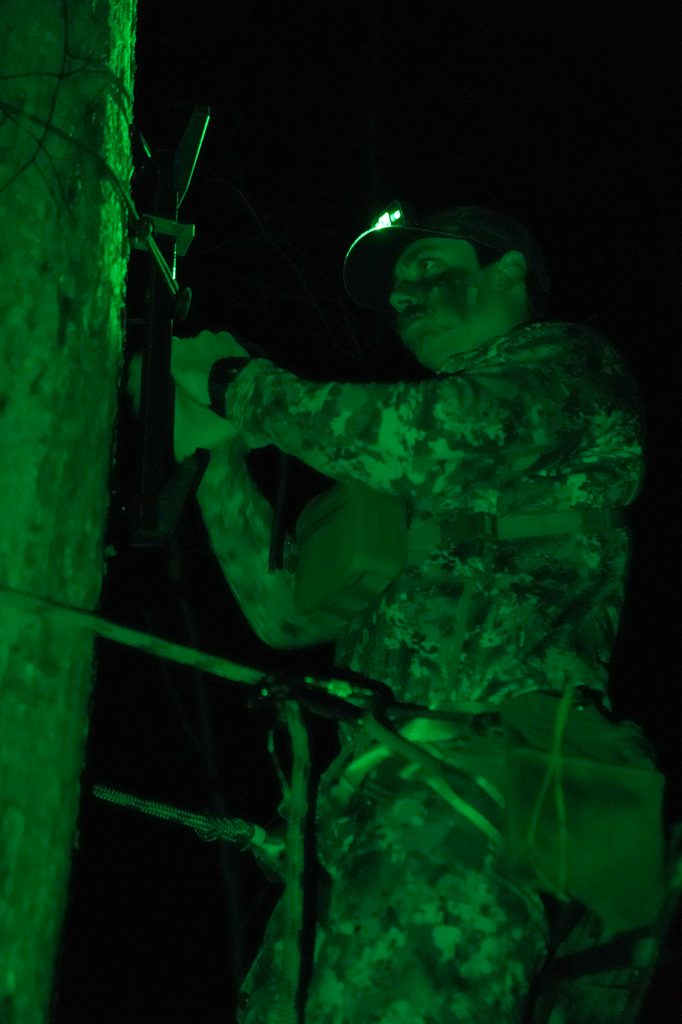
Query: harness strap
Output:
[[331, 710, 507, 849], [406, 507, 629, 563]]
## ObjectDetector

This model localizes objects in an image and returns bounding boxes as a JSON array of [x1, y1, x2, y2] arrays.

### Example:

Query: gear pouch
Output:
[[498, 690, 666, 937]]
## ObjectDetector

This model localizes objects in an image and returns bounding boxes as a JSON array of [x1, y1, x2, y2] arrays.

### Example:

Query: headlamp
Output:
[[343, 200, 550, 316]]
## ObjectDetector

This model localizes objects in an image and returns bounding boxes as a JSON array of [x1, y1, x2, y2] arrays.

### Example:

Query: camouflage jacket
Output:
[[227, 320, 645, 719]]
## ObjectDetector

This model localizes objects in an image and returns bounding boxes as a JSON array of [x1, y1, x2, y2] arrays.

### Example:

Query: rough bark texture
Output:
[[0, 2, 136, 1021]]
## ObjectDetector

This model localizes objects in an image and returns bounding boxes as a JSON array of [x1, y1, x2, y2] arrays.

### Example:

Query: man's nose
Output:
[[389, 284, 424, 313]]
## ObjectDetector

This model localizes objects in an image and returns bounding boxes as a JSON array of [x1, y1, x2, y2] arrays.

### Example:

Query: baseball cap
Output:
[[343, 201, 550, 316]]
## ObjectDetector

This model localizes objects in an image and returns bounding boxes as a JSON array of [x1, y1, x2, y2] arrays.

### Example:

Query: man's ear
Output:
[[495, 250, 528, 292]]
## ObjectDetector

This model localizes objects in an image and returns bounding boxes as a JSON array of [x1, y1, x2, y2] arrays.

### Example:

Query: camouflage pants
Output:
[[238, 743, 551, 1024]]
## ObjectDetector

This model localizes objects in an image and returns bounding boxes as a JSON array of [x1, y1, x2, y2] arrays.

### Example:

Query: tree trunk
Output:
[[0, 3, 136, 1021]]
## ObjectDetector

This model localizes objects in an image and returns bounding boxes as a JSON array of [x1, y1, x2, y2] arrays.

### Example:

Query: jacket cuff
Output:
[[208, 357, 251, 418]]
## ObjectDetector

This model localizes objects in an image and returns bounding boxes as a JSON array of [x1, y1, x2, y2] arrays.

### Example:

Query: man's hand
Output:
[[173, 386, 244, 461], [124, 343, 246, 462], [171, 330, 250, 409]]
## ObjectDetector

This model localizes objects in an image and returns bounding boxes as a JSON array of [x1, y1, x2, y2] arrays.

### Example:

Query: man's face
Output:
[[389, 236, 527, 371]]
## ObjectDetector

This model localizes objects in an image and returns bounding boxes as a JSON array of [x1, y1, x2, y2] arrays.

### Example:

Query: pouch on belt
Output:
[[498, 689, 666, 937]]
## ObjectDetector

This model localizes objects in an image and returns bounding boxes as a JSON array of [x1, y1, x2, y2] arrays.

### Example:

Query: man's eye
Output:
[[418, 257, 439, 274]]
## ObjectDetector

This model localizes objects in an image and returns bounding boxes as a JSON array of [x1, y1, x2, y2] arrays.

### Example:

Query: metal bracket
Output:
[[115, 105, 212, 549], [130, 213, 195, 257]]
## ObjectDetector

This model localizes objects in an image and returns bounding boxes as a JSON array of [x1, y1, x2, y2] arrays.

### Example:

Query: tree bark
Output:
[[0, 3, 136, 1021]]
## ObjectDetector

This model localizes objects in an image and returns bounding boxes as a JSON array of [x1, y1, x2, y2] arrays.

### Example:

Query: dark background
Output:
[[53, 1, 680, 1021]]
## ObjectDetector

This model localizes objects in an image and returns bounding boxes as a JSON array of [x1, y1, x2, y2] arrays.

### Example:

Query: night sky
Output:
[[52, 2, 680, 1021]]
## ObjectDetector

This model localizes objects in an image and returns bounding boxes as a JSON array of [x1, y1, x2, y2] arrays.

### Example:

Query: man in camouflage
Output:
[[173, 205, 658, 1022]]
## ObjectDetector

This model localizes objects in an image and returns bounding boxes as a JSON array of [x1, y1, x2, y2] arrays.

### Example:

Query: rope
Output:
[[92, 784, 265, 848], [0, 580, 364, 705], [273, 701, 311, 1024], [92, 784, 288, 885], [525, 680, 576, 899]]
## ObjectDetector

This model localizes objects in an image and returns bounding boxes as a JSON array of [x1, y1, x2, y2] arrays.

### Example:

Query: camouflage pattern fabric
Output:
[[226, 320, 645, 1021], [240, 789, 551, 1023], [228, 320, 645, 714]]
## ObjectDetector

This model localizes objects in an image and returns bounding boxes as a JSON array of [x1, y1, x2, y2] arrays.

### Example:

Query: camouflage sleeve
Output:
[[195, 438, 342, 649], [225, 327, 634, 500]]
